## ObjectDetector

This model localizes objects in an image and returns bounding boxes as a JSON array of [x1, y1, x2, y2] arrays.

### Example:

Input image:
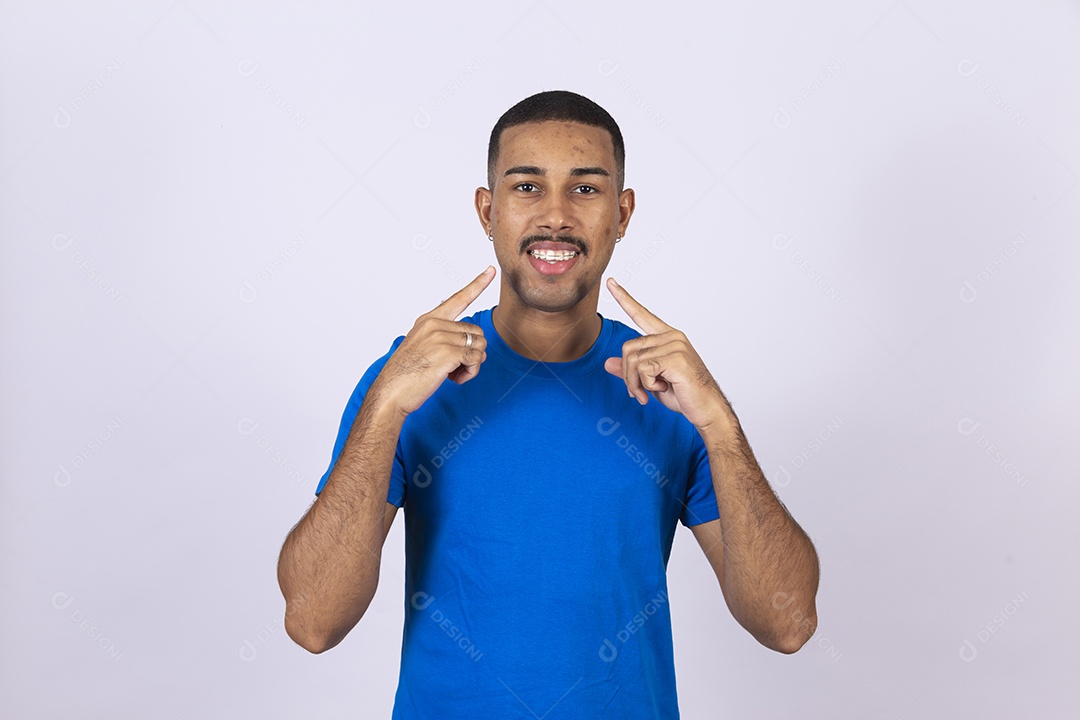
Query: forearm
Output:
[[277, 392, 405, 653], [700, 412, 820, 652]]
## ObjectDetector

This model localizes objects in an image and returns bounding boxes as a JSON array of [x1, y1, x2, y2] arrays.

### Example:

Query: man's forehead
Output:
[[498, 121, 615, 167]]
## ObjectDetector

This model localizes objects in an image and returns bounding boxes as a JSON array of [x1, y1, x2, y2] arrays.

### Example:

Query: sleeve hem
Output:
[[680, 504, 720, 528]]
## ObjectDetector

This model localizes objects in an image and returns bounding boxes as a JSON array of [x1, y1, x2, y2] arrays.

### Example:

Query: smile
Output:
[[526, 249, 580, 276], [529, 249, 578, 263]]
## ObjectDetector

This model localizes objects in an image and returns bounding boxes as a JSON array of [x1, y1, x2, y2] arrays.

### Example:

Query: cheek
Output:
[[592, 219, 618, 248], [593, 206, 619, 232], [491, 200, 522, 229]]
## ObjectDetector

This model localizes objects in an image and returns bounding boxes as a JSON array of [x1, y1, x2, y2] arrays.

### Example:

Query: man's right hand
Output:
[[371, 266, 496, 417]]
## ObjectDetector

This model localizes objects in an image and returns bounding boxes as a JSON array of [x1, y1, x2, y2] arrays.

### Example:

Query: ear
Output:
[[475, 186, 493, 235], [617, 187, 636, 238]]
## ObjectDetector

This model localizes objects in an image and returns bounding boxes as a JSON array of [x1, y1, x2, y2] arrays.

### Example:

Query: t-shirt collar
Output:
[[474, 305, 613, 378]]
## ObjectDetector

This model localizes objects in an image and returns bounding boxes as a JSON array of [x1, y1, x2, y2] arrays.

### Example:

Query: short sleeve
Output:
[[679, 431, 720, 527], [314, 335, 408, 507]]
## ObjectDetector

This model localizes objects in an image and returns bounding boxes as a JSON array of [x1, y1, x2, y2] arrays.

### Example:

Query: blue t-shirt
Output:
[[315, 306, 720, 719]]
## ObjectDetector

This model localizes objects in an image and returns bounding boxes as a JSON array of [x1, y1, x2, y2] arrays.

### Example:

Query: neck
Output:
[[491, 289, 602, 362]]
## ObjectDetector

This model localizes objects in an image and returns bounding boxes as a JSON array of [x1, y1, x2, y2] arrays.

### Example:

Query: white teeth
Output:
[[530, 249, 577, 263]]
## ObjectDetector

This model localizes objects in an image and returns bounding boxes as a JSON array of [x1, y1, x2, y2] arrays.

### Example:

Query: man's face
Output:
[[476, 120, 634, 314]]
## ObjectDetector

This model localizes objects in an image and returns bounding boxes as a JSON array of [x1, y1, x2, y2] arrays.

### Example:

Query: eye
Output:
[[514, 182, 538, 192], [573, 185, 598, 194]]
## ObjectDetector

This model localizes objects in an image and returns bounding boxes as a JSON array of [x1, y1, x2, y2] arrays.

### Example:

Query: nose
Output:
[[536, 191, 574, 234]]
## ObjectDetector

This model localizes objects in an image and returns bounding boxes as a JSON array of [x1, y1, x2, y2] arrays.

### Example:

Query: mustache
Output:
[[519, 234, 588, 255]]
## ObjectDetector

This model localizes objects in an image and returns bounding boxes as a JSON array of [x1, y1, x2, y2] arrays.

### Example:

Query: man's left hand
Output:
[[603, 277, 732, 432]]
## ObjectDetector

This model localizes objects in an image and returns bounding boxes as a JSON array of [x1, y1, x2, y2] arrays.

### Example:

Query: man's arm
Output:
[[602, 276, 819, 653], [691, 415, 819, 654], [277, 266, 495, 654], [277, 396, 404, 654]]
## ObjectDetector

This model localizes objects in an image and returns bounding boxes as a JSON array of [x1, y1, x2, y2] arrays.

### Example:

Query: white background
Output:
[[2, 1, 1078, 717]]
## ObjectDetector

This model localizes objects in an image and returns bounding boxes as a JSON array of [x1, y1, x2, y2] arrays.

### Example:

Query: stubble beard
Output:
[[504, 265, 591, 314]]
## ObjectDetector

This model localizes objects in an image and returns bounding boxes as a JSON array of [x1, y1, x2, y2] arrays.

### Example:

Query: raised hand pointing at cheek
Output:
[[371, 266, 496, 417], [603, 277, 732, 433]]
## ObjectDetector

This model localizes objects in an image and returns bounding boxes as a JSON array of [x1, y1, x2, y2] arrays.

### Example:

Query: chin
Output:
[[509, 272, 588, 313]]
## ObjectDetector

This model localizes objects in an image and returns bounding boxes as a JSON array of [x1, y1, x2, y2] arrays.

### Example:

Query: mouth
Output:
[[529, 248, 578, 262], [524, 241, 581, 276]]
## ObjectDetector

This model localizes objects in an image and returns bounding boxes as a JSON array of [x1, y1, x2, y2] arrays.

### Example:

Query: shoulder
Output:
[[378, 334, 407, 365], [352, 334, 407, 390], [458, 307, 493, 327], [604, 315, 643, 344]]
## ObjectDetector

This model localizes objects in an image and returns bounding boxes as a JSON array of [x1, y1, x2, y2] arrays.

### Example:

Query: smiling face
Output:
[[476, 120, 635, 314]]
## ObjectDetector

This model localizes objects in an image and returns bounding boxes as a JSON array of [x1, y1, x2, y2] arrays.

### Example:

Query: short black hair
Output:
[[487, 90, 625, 191]]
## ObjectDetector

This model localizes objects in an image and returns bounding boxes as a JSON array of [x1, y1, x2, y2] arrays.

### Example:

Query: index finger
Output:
[[430, 265, 496, 320], [606, 277, 672, 334]]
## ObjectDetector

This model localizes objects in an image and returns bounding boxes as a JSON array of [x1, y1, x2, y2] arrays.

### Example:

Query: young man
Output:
[[277, 90, 819, 718]]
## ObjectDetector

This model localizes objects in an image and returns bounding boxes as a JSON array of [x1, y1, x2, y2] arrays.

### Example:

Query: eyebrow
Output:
[[503, 165, 610, 179]]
